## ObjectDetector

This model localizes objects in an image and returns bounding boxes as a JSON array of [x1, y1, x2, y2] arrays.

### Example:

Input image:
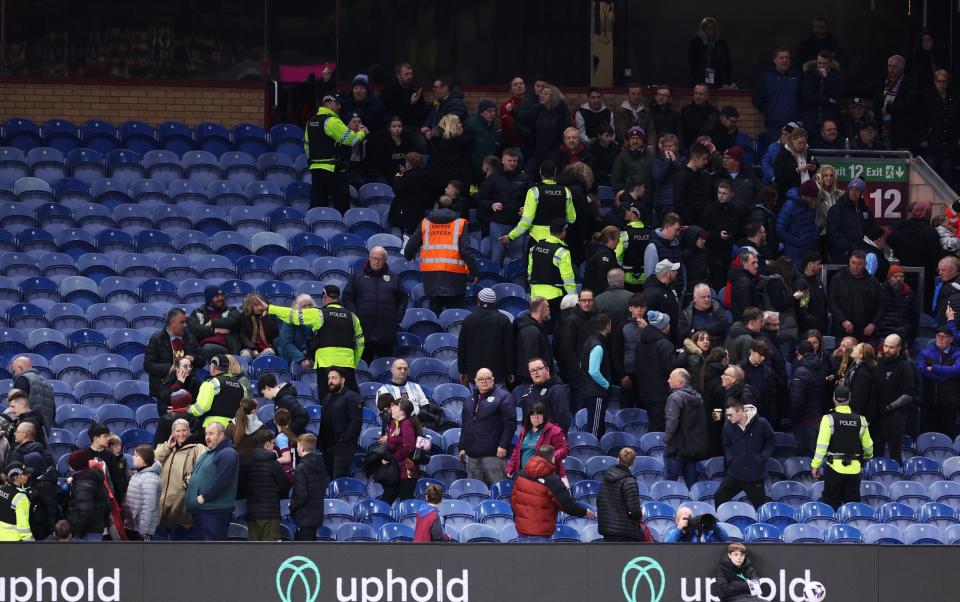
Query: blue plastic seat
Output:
[[781, 523, 824, 543], [904, 456, 943, 488], [89, 178, 130, 210], [6, 303, 46, 329], [310, 256, 348, 290], [859, 480, 890, 509], [0, 147, 28, 184], [327, 233, 367, 263], [124, 303, 165, 330], [837, 501, 878, 530], [408, 357, 449, 388], [79, 120, 118, 154], [119, 428, 154, 454], [44, 302, 86, 330], [65, 148, 105, 185], [218, 151, 258, 186], [95, 229, 136, 257], [154, 253, 198, 282], [187, 205, 228, 238], [175, 279, 208, 305], [399, 308, 441, 340], [865, 457, 905, 488], [268, 207, 307, 238], [26, 147, 66, 185], [0, 202, 34, 235], [19, 276, 60, 302], [157, 122, 195, 156], [95, 403, 137, 432], [5, 118, 42, 152], [758, 502, 798, 529], [229, 255, 269, 283], [928, 480, 960, 508], [140, 149, 183, 187], [268, 124, 305, 159], [823, 524, 863, 543], [942, 456, 960, 482], [193, 255, 235, 280], [48, 428, 78, 458], [717, 501, 760, 532], [52, 178, 93, 208], [128, 179, 169, 208], [256, 280, 295, 305], [426, 455, 467, 487], [257, 152, 298, 188], [769, 480, 810, 509], [945, 523, 960, 544], [75, 380, 115, 409], [99, 276, 139, 309], [0, 327, 27, 358], [49, 353, 93, 387], [114, 379, 152, 409], [448, 479, 492, 506], [139, 278, 179, 305], [133, 230, 175, 257], [862, 523, 904, 544], [797, 501, 837, 530], [305, 207, 346, 239], [423, 333, 458, 362], [103, 149, 143, 185], [66, 327, 109, 357], [744, 522, 783, 543], [377, 522, 414, 542], [640, 431, 666, 458], [285, 233, 327, 264], [903, 523, 944, 544], [917, 432, 956, 464], [136, 404, 160, 433], [244, 181, 284, 210], [194, 123, 231, 157], [118, 121, 157, 156], [271, 255, 312, 282], [107, 329, 148, 360], [181, 150, 221, 187], [89, 353, 133, 384], [250, 232, 290, 264], [15, 230, 56, 258], [42, 119, 80, 154], [36, 206, 76, 238], [167, 180, 207, 211], [327, 477, 367, 505], [13, 176, 55, 205], [335, 522, 377, 542], [55, 404, 96, 437], [917, 501, 959, 530], [113, 253, 157, 279], [353, 498, 394, 530], [567, 431, 603, 462], [0, 251, 39, 278], [232, 123, 269, 157], [878, 501, 917, 530], [27, 328, 70, 359], [172, 230, 212, 260]]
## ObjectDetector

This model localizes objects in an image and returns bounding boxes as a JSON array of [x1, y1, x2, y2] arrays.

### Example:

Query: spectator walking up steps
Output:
[[306, 94, 367, 212], [581, 314, 614, 438], [458, 288, 516, 386], [664, 369, 709, 487], [184, 423, 239, 541], [511, 445, 594, 542], [811, 384, 873, 510], [318, 368, 363, 480], [289, 433, 330, 541], [460, 369, 515, 486], [713, 399, 774, 509], [515, 300, 556, 383], [254, 287, 365, 393], [404, 195, 480, 315], [597, 448, 650, 542], [342, 246, 408, 362]]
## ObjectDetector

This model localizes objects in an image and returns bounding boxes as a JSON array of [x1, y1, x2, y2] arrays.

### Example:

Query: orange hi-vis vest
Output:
[[420, 217, 469, 274]]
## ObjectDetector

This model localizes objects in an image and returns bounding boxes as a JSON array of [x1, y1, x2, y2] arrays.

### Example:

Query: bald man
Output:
[[459, 368, 516, 485], [9, 357, 53, 435], [875, 334, 917, 465], [342, 245, 408, 362]]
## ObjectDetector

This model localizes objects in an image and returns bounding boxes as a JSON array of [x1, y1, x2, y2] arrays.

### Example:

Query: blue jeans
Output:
[[664, 455, 699, 488], [518, 534, 551, 543], [191, 510, 232, 541], [488, 222, 525, 266]]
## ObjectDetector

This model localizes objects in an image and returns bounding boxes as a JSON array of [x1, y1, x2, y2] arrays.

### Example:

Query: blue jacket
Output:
[[761, 141, 782, 184], [916, 340, 960, 407], [184, 439, 239, 513], [722, 414, 775, 483], [342, 260, 408, 346], [826, 193, 874, 261], [752, 66, 801, 128], [276, 322, 312, 364], [775, 188, 818, 261], [460, 386, 516, 458], [662, 523, 730, 543], [651, 152, 686, 209]]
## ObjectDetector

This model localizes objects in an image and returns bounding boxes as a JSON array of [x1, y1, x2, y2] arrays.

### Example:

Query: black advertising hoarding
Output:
[[0, 543, 955, 601]]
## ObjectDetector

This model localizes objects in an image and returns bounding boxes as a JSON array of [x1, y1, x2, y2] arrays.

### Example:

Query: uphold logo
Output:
[[621, 557, 666, 602], [277, 556, 322, 602]]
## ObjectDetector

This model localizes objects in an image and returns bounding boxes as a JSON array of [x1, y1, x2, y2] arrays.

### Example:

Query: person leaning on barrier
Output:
[[811, 384, 873, 510], [662, 504, 728, 543]]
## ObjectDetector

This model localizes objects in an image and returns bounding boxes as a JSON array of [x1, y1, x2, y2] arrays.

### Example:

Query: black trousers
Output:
[[380, 478, 417, 504], [428, 295, 465, 316], [924, 404, 959, 440], [714, 476, 768, 508], [874, 412, 906, 465], [295, 527, 317, 541], [361, 342, 394, 364], [822, 465, 861, 510], [317, 366, 358, 395], [323, 441, 358, 479], [310, 168, 351, 213]]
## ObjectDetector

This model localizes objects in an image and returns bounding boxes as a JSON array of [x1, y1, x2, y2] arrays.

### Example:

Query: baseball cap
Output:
[[322, 93, 340, 104], [4, 462, 32, 478], [849, 97, 865, 108], [833, 384, 851, 402], [655, 259, 681, 276], [627, 126, 646, 139], [209, 353, 231, 370]]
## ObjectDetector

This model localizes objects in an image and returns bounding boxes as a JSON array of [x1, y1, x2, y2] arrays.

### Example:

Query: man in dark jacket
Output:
[[511, 445, 593, 541], [2, 389, 47, 448], [875, 55, 920, 151], [634, 311, 685, 432], [187, 286, 241, 359], [342, 246, 408, 362], [887, 201, 943, 306], [8, 421, 53, 470], [595, 269, 633, 328], [827, 251, 884, 340], [422, 75, 468, 131], [9, 356, 55, 435], [716, 146, 758, 214], [933, 256, 960, 324], [916, 327, 960, 439], [458, 288, 515, 385], [475, 150, 531, 266], [65, 450, 110, 539], [244, 429, 290, 541], [403, 195, 480, 315], [556, 290, 596, 388], [289, 433, 330, 541], [714, 399, 775, 508], [515, 297, 554, 382], [650, 86, 682, 145], [724, 307, 764, 365], [459, 369, 515, 485], [258, 374, 309, 436], [752, 48, 802, 141], [339, 74, 388, 132], [801, 51, 845, 132], [143, 307, 201, 398], [643, 260, 681, 345], [380, 62, 428, 130], [775, 183, 819, 263], [877, 265, 919, 341], [875, 334, 917, 465], [673, 143, 713, 228], [583, 227, 620, 295], [319, 368, 363, 479], [738, 339, 779, 423], [727, 250, 762, 323], [678, 283, 729, 345], [597, 448, 645, 542], [515, 358, 571, 435], [86, 423, 129, 503], [680, 85, 719, 148], [663, 369, 708, 486], [588, 125, 619, 187], [826, 178, 872, 261], [790, 340, 827, 457], [700, 180, 741, 290], [798, 251, 828, 333]]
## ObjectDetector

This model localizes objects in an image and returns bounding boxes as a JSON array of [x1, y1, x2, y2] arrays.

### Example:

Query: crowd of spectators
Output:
[[2, 15, 960, 543]]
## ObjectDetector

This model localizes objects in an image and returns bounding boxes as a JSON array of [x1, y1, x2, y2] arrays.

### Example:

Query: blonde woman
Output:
[[239, 293, 279, 361], [814, 164, 842, 235], [688, 17, 733, 87], [527, 84, 572, 176], [155, 418, 206, 533], [428, 113, 471, 192], [773, 127, 816, 200]]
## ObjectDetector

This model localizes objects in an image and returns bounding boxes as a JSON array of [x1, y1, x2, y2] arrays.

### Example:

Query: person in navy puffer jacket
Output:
[[342, 246, 409, 362], [775, 182, 819, 262], [752, 48, 802, 141]]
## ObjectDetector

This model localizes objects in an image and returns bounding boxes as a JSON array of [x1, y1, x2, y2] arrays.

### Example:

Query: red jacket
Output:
[[510, 456, 586, 536], [386, 418, 419, 480], [506, 421, 569, 477], [500, 95, 525, 148]]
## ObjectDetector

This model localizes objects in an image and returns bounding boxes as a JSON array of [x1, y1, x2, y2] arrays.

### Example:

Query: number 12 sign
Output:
[[823, 159, 910, 226]]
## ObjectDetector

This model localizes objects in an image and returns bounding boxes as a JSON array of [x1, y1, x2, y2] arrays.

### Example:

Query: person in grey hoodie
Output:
[[122, 446, 162, 540], [664, 369, 709, 487]]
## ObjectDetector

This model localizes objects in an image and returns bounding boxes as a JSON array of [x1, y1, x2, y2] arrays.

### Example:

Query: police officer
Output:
[[499, 160, 576, 245], [811, 384, 874, 510], [187, 354, 246, 428], [306, 94, 368, 212], [255, 286, 365, 393], [0, 462, 33, 541], [527, 218, 577, 328], [616, 202, 653, 291]]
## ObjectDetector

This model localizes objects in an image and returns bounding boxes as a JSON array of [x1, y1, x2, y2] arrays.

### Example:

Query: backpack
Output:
[[417, 404, 445, 432]]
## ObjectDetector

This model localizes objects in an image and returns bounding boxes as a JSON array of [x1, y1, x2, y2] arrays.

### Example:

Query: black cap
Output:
[[935, 325, 954, 337], [833, 384, 851, 403], [209, 353, 231, 370], [4, 462, 32, 478], [323, 284, 341, 298]]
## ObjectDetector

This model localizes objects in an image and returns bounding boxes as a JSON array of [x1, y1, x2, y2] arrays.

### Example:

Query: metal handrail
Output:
[[910, 156, 958, 203], [811, 149, 913, 160]]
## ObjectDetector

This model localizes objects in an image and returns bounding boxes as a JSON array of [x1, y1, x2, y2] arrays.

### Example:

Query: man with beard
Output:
[[319, 368, 363, 479], [516, 357, 571, 435], [380, 62, 427, 128], [877, 265, 919, 341], [188, 286, 241, 360], [515, 298, 555, 384], [874, 334, 916, 465]]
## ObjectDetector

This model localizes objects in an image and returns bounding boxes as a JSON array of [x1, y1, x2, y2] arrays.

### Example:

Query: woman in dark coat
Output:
[[687, 17, 733, 88], [844, 342, 880, 445], [427, 114, 472, 195], [773, 128, 817, 202], [700, 347, 729, 458], [389, 152, 433, 235], [525, 85, 572, 177], [377, 398, 421, 504], [556, 162, 599, 266], [153, 357, 202, 445]]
